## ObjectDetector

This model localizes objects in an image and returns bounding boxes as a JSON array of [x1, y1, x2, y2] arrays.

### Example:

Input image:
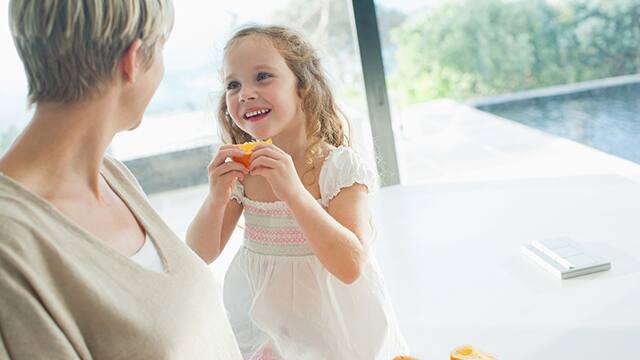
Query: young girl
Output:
[[187, 26, 409, 359]]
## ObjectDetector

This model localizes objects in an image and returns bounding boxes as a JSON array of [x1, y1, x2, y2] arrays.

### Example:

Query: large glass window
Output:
[[375, 0, 640, 184], [0, 0, 30, 156], [0, 0, 373, 186]]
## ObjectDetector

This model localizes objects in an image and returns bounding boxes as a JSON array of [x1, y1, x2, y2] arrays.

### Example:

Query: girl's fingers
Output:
[[248, 167, 271, 178], [211, 161, 248, 177], [248, 156, 279, 172], [209, 147, 246, 168], [251, 145, 283, 160], [219, 171, 244, 183], [251, 143, 277, 152]]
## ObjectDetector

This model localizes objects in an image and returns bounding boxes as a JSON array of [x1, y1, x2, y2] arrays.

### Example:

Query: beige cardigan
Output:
[[0, 157, 241, 359]]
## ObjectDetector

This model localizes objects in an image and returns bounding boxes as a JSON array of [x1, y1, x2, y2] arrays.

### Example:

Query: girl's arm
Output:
[[249, 145, 370, 284], [287, 183, 370, 284], [187, 145, 247, 264], [187, 197, 243, 264]]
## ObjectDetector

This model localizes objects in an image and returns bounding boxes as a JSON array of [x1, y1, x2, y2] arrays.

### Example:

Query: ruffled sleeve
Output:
[[230, 180, 244, 204], [318, 147, 378, 207]]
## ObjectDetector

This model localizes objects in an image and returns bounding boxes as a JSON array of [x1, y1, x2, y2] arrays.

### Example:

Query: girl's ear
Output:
[[120, 39, 144, 84]]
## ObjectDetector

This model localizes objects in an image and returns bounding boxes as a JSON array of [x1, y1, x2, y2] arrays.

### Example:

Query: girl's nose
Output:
[[239, 90, 257, 103]]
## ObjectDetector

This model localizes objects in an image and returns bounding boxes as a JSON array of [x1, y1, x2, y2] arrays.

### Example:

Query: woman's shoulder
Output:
[[0, 214, 40, 265], [102, 155, 136, 182], [102, 155, 147, 196], [0, 175, 44, 234], [0, 174, 77, 267]]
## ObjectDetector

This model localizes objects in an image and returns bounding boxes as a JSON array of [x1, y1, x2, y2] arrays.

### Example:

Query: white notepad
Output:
[[521, 238, 611, 279]]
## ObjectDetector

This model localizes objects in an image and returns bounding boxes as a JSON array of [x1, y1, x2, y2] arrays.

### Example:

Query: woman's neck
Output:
[[0, 92, 126, 198]]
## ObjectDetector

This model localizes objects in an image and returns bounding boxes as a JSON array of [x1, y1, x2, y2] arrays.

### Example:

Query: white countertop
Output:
[[369, 174, 640, 359]]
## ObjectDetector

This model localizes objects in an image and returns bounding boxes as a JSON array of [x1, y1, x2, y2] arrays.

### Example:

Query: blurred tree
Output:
[[265, 0, 639, 105], [388, 0, 640, 104], [565, 0, 640, 79]]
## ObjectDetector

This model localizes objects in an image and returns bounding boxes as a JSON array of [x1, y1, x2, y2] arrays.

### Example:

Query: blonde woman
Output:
[[0, 1, 241, 358]]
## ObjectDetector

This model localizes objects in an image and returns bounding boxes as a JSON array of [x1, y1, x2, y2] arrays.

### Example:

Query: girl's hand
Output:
[[207, 145, 249, 207], [249, 144, 306, 203]]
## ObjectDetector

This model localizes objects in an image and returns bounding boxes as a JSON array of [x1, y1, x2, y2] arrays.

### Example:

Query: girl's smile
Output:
[[243, 107, 272, 122]]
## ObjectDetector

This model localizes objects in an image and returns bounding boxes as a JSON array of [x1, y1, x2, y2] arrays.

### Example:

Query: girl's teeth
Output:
[[246, 109, 269, 118]]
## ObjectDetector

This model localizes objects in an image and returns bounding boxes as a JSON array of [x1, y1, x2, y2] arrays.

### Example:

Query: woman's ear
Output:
[[120, 39, 144, 84]]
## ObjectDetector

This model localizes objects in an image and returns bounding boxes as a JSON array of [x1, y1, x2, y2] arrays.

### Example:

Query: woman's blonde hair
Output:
[[9, 0, 174, 104], [217, 25, 351, 181]]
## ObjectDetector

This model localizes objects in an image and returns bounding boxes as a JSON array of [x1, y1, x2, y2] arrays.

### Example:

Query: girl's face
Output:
[[223, 35, 303, 141]]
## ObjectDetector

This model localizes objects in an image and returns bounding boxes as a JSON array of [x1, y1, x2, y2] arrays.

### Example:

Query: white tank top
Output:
[[130, 235, 164, 272]]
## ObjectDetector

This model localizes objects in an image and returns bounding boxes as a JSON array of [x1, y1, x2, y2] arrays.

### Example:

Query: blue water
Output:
[[477, 83, 640, 164]]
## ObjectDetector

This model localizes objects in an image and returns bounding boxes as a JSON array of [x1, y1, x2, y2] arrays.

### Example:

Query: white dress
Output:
[[224, 146, 409, 360]]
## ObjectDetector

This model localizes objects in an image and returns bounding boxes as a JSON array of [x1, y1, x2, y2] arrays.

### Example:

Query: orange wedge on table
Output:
[[450, 344, 497, 360], [232, 139, 272, 167]]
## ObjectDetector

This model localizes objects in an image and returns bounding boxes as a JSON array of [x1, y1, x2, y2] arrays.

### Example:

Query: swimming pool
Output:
[[476, 83, 640, 164]]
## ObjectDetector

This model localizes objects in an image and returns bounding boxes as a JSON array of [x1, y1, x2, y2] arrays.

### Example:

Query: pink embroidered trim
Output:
[[245, 226, 306, 244], [243, 203, 292, 217]]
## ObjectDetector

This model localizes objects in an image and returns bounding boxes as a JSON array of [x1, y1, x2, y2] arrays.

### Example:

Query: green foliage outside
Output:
[[389, 0, 640, 105]]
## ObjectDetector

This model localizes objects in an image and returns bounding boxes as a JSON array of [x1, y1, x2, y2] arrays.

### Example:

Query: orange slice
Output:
[[451, 344, 497, 360], [393, 356, 419, 360], [232, 139, 272, 167]]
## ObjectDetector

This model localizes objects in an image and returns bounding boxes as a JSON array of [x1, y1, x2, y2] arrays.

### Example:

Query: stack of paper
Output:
[[521, 238, 611, 279]]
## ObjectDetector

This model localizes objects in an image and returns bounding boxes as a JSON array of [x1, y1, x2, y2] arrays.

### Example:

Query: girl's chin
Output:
[[248, 129, 275, 141], [254, 134, 274, 141]]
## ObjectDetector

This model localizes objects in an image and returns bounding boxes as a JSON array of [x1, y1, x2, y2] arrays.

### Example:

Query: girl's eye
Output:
[[257, 72, 272, 81], [226, 81, 240, 91]]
